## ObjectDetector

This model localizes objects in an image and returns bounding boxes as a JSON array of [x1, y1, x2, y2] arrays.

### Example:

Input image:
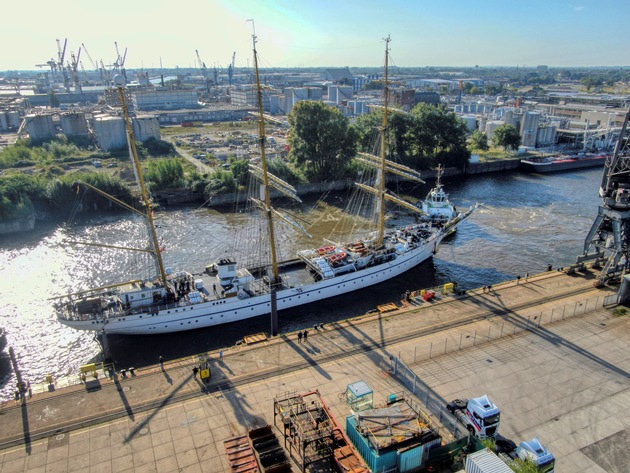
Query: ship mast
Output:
[[377, 36, 390, 245], [116, 78, 169, 288], [250, 24, 280, 284]]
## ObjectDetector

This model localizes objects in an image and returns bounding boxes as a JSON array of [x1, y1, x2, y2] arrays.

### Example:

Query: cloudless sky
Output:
[[2, 0, 628, 71]]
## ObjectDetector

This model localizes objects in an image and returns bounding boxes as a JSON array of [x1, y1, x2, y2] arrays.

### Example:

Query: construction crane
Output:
[[577, 106, 630, 286], [195, 49, 211, 93], [228, 51, 236, 86], [81, 43, 104, 83], [56, 38, 70, 91], [113, 42, 128, 80], [68, 47, 82, 93]]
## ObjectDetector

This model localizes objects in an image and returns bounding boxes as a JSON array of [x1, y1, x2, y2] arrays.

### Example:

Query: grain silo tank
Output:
[[25, 114, 55, 141], [93, 115, 127, 151], [132, 115, 161, 142], [460, 115, 478, 132], [60, 112, 89, 137], [6, 111, 21, 129]]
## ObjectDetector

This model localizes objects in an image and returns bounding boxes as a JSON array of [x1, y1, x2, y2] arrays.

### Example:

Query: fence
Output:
[[399, 293, 614, 365], [388, 292, 617, 438]]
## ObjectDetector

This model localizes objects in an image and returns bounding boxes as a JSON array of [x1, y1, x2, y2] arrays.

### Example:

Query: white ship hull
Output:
[[59, 232, 442, 335]]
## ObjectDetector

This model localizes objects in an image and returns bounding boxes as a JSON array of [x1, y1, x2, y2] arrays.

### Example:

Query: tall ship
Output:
[[54, 35, 478, 335]]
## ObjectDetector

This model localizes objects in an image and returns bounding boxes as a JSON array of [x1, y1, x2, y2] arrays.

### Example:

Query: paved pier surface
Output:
[[0, 270, 629, 472]]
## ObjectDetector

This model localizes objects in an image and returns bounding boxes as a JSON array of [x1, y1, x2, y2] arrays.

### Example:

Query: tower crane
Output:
[[577, 106, 630, 286]]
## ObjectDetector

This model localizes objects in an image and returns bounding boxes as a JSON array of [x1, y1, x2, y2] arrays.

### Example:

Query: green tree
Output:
[[470, 130, 489, 151], [288, 101, 357, 181], [143, 158, 185, 189], [229, 158, 250, 187], [407, 103, 470, 169], [492, 124, 522, 151]]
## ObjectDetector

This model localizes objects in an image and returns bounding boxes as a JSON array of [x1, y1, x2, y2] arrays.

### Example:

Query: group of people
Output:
[[297, 329, 309, 344]]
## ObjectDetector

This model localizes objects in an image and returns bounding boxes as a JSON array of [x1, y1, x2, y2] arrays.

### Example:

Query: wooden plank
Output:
[[244, 333, 268, 345], [377, 303, 398, 313]]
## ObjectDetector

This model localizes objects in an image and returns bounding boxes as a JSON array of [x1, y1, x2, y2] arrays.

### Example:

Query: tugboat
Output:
[[418, 165, 457, 224]]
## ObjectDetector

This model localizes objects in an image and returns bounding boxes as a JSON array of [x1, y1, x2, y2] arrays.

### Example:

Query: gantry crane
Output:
[[577, 106, 630, 286]]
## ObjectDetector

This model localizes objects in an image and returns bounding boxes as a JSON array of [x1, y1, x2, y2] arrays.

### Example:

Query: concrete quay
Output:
[[0, 269, 629, 472]]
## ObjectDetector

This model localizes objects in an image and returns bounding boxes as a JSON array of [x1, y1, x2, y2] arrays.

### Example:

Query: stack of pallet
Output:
[[224, 435, 260, 473], [249, 425, 291, 473]]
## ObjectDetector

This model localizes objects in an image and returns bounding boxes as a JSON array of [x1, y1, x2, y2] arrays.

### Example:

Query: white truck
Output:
[[446, 394, 500, 439], [497, 436, 555, 473]]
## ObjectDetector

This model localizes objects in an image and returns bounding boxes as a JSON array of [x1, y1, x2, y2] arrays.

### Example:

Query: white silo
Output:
[[93, 115, 127, 151], [133, 115, 161, 142], [460, 115, 478, 132], [25, 114, 55, 141], [484, 120, 503, 141], [520, 112, 540, 148]]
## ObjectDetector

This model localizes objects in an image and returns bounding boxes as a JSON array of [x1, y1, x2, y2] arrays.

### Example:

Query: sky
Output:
[[1, 0, 628, 71]]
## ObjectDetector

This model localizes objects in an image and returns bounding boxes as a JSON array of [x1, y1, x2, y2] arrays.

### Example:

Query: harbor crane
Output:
[[68, 47, 82, 93], [228, 51, 236, 86], [57, 38, 71, 91], [578, 106, 630, 286], [113, 42, 128, 80], [195, 49, 211, 93]]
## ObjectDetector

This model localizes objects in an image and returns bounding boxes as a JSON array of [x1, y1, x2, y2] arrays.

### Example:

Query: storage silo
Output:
[[133, 115, 161, 142], [484, 120, 503, 141], [25, 114, 55, 141], [93, 115, 127, 151], [520, 112, 540, 148], [6, 111, 21, 129], [60, 112, 89, 137], [0, 112, 8, 131], [460, 115, 478, 132]]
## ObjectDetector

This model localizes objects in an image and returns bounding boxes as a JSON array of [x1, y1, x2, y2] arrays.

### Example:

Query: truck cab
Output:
[[446, 394, 501, 439], [466, 395, 501, 438], [516, 438, 555, 473]]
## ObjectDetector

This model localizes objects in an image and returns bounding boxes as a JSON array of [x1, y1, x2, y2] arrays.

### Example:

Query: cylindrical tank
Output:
[[132, 115, 161, 142], [93, 115, 127, 151], [60, 112, 89, 137], [6, 111, 21, 129], [0, 112, 8, 131], [461, 115, 478, 132], [25, 114, 55, 141]]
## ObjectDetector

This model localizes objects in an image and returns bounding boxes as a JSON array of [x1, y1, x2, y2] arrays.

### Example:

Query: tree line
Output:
[[1, 101, 514, 222]]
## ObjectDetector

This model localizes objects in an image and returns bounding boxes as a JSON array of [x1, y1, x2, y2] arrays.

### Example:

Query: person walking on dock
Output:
[[159, 355, 164, 370], [525, 272, 529, 282], [303, 329, 308, 342], [516, 274, 521, 285], [192, 366, 199, 378], [297, 331, 303, 344]]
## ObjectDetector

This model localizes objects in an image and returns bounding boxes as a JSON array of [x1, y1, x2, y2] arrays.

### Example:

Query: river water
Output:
[[0, 168, 603, 400]]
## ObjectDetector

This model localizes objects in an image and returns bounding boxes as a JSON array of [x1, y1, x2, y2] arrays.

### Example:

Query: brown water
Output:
[[0, 168, 603, 400]]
